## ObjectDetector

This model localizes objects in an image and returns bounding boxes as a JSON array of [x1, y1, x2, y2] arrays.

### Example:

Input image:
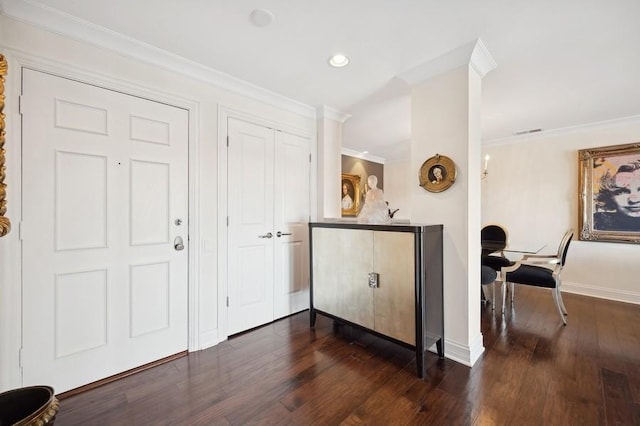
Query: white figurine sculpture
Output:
[[357, 175, 391, 224]]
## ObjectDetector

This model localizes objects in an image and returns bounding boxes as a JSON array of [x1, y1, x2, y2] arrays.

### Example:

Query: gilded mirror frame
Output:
[[0, 53, 9, 237]]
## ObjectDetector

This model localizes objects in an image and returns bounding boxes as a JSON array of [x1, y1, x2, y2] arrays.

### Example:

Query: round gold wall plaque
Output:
[[419, 154, 457, 193]]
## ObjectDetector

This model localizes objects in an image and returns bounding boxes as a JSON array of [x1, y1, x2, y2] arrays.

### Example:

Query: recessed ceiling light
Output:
[[363, 151, 369, 154], [328, 54, 350, 68], [249, 8, 274, 27]]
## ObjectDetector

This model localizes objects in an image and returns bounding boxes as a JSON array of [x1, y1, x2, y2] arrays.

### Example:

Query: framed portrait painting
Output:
[[419, 154, 457, 193], [341, 173, 360, 217], [578, 142, 640, 244]]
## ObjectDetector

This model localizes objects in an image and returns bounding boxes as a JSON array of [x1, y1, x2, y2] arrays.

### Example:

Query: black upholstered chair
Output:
[[481, 265, 498, 307], [500, 229, 573, 325], [481, 224, 508, 256], [481, 224, 513, 309]]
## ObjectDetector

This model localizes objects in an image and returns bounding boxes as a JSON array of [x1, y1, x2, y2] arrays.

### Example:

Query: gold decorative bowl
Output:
[[0, 385, 59, 425]]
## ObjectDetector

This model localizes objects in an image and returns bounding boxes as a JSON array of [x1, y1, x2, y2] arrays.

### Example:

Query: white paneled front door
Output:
[[21, 69, 189, 393], [226, 117, 310, 335]]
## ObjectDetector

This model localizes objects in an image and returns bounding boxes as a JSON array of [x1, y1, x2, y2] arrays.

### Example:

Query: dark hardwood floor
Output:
[[56, 287, 640, 425]]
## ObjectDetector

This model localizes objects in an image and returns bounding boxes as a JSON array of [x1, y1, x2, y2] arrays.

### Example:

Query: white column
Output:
[[399, 39, 496, 366], [316, 106, 350, 219]]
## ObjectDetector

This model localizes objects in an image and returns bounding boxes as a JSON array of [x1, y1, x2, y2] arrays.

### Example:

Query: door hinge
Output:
[[226, 136, 229, 147], [18, 347, 23, 368], [18, 221, 24, 241], [309, 153, 311, 163], [226, 296, 229, 307], [226, 216, 229, 226]]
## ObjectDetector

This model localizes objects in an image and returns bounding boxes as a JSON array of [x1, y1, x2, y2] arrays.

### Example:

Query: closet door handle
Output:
[[368, 272, 379, 288], [258, 232, 273, 239], [276, 231, 292, 237]]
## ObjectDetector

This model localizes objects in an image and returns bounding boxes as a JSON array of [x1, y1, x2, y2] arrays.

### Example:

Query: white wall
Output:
[[317, 108, 342, 219], [0, 14, 315, 391], [410, 66, 483, 366], [384, 159, 412, 220], [482, 118, 640, 304]]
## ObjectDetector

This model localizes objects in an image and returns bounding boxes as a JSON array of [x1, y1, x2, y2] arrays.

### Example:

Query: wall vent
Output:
[[514, 128, 542, 135]]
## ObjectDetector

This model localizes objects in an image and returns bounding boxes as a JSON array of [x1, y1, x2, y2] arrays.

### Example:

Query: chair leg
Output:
[[510, 282, 515, 303], [491, 282, 496, 311], [481, 286, 491, 308], [501, 281, 507, 314], [558, 288, 568, 315], [552, 287, 567, 325]]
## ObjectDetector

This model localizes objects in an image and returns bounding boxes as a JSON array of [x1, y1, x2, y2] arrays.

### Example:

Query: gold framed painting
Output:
[[578, 142, 640, 244], [341, 173, 361, 217], [419, 154, 457, 193]]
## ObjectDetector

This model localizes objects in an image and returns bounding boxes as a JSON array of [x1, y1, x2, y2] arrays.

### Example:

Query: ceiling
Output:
[[3, 0, 639, 162]]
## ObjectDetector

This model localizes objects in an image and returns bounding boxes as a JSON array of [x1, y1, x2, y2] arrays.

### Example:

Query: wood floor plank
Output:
[[280, 344, 404, 424], [406, 388, 459, 425], [625, 360, 640, 405], [340, 361, 425, 424], [179, 334, 346, 422], [602, 368, 638, 426], [54, 287, 640, 425]]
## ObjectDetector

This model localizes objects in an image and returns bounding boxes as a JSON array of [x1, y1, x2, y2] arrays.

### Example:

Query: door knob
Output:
[[174, 236, 185, 251], [276, 231, 292, 237], [258, 232, 273, 239]]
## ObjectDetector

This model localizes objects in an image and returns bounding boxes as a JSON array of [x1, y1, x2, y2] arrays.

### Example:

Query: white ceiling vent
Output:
[[514, 128, 542, 136]]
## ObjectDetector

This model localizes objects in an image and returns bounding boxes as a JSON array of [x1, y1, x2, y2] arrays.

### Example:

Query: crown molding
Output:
[[469, 39, 497, 78], [0, 0, 316, 119], [316, 105, 351, 123], [484, 114, 640, 146], [397, 38, 497, 85], [341, 147, 386, 164]]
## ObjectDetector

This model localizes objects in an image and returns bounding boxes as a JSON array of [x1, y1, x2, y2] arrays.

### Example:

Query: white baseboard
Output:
[[440, 336, 484, 367], [562, 281, 640, 305], [468, 333, 485, 365], [197, 329, 225, 351]]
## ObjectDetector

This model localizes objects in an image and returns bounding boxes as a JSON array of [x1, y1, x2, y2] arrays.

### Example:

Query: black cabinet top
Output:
[[309, 220, 442, 234]]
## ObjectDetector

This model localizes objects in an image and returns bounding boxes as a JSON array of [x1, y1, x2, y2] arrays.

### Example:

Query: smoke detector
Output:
[[249, 9, 275, 27]]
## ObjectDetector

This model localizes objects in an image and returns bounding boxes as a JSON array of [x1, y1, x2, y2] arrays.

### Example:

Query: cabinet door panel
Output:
[[373, 232, 415, 345], [312, 228, 374, 329]]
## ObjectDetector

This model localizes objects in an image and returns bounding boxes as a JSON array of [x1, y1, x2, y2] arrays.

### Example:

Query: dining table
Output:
[[481, 239, 546, 256]]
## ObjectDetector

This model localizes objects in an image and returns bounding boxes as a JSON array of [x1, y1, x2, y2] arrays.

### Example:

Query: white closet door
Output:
[[227, 118, 275, 335], [226, 118, 311, 335], [21, 69, 189, 393], [273, 131, 310, 319]]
